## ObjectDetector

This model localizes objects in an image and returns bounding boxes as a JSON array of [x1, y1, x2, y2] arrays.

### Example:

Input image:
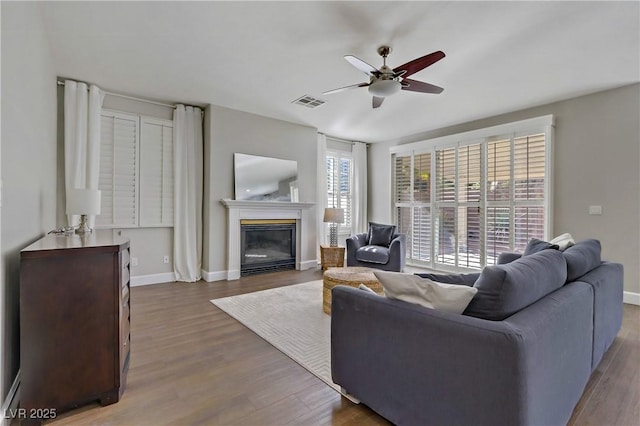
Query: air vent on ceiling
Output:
[[292, 95, 326, 108]]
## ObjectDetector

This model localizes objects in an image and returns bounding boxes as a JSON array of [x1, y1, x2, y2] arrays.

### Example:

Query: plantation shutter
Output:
[[326, 156, 337, 208], [339, 157, 352, 229], [326, 151, 353, 233], [392, 116, 551, 271], [435, 147, 456, 266], [456, 143, 482, 269], [486, 138, 512, 263], [97, 111, 139, 227], [140, 117, 174, 226], [513, 133, 545, 251], [413, 152, 431, 262], [393, 154, 413, 258]]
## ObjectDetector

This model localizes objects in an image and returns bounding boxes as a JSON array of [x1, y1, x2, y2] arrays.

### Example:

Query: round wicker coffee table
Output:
[[322, 266, 384, 315]]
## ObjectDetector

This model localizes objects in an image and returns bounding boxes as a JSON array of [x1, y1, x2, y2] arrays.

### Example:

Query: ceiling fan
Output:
[[323, 46, 445, 109]]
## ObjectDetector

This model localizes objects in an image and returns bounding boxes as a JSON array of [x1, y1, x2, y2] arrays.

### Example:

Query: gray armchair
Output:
[[346, 232, 406, 272]]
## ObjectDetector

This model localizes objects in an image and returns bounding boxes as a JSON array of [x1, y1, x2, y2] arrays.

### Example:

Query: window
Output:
[[392, 116, 553, 271], [326, 150, 353, 233], [96, 110, 174, 228]]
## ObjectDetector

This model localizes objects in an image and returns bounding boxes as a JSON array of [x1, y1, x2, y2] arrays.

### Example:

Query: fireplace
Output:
[[240, 220, 296, 276]]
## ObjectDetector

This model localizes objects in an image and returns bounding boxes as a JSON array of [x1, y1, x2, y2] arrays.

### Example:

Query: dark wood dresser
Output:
[[20, 231, 130, 423]]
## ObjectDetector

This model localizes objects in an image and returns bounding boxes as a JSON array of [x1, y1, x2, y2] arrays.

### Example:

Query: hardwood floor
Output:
[[40, 269, 638, 425]]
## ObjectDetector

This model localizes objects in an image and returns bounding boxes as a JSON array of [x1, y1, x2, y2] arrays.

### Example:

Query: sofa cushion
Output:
[[464, 249, 567, 320], [563, 239, 601, 282], [414, 272, 480, 287], [356, 245, 390, 264], [374, 271, 478, 314], [368, 222, 396, 247], [523, 238, 559, 256]]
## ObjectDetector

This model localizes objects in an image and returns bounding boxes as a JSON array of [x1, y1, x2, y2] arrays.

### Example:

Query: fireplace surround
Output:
[[221, 199, 316, 280]]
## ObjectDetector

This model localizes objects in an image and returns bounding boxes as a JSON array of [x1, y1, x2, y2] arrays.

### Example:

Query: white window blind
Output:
[[140, 117, 174, 227], [326, 151, 353, 232], [394, 152, 432, 263], [97, 110, 174, 228], [97, 111, 139, 227], [392, 117, 552, 272]]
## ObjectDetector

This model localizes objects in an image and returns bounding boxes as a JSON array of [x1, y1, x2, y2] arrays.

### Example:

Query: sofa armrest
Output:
[[498, 251, 522, 264], [331, 282, 593, 426]]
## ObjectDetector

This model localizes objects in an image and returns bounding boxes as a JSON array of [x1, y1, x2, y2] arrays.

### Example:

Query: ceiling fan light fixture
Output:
[[368, 79, 401, 98]]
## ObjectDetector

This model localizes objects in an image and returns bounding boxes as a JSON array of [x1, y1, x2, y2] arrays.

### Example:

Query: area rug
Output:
[[210, 280, 343, 395]]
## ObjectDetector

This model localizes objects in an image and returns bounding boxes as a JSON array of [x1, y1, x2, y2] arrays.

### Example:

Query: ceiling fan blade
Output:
[[394, 51, 445, 79], [323, 82, 370, 95], [401, 78, 444, 94], [372, 96, 384, 109], [345, 55, 378, 76]]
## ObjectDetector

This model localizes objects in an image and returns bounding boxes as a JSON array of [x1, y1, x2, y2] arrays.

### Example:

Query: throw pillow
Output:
[[368, 222, 396, 247], [523, 238, 559, 256], [464, 249, 567, 321], [549, 233, 576, 251], [358, 283, 378, 294], [374, 271, 478, 314]]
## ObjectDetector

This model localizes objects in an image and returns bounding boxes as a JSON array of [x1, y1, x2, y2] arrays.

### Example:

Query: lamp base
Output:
[[329, 224, 338, 247], [75, 215, 93, 235]]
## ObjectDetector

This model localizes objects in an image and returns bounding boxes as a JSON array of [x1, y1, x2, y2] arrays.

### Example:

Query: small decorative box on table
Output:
[[320, 244, 345, 270], [322, 266, 384, 315]]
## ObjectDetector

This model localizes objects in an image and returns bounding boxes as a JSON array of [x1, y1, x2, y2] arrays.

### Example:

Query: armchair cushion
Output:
[[368, 222, 397, 247], [356, 246, 390, 264]]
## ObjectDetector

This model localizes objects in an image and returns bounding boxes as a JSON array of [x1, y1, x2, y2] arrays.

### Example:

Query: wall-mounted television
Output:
[[234, 153, 299, 201]]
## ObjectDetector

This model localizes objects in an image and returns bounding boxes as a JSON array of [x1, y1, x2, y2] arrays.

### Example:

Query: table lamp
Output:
[[66, 188, 101, 235], [323, 207, 344, 247]]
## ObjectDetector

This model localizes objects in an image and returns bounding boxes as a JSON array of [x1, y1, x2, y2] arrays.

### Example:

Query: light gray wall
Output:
[[203, 105, 317, 275], [1, 2, 58, 398], [369, 83, 640, 296]]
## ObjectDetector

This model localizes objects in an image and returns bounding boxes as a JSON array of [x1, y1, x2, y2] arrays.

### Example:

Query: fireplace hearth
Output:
[[241, 220, 296, 276]]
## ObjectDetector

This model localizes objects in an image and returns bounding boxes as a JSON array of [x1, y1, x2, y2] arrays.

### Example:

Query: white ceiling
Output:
[[39, 1, 639, 143]]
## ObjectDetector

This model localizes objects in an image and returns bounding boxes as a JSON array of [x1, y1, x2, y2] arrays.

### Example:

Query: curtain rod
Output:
[[57, 80, 180, 110], [320, 133, 367, 145]]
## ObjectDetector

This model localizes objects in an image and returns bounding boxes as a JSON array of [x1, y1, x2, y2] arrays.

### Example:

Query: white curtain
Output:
[[316, 133, 328, 251], [173, 105, 203, 282], [352, 141, 368, 234], [64, 80, 105, 227]]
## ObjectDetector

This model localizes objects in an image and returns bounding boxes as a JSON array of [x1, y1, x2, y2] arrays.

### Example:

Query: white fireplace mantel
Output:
[[221, 199, 316, 280]]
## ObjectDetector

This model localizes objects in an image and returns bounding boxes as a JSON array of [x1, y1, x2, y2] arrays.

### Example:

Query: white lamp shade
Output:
[[368, 79, 401, 97], [323, 207, 345, 224], [66, 188, 101, 215]]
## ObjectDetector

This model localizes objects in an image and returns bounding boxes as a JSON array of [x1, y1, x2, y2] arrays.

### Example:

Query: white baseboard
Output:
[[623, 291, 640, 306], [227, 269, 241, 280], [1, 370, 20, 425], [201, 269, 227, 282], [130, 272, 176, 287], [299, 260, 319, 270]]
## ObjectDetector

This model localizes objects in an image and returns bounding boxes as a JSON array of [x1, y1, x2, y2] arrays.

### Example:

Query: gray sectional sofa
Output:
[[330, 239, 623, 426]]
